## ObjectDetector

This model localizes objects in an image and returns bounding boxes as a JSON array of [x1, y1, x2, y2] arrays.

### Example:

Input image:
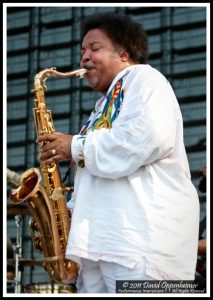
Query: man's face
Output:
[[80, 29, 127, 93]]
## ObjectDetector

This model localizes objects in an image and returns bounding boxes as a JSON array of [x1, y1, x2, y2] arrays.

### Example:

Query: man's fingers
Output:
[[36, 132, 61, 143]]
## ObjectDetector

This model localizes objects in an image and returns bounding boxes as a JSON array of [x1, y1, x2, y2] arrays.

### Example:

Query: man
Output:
[[37, 13, 200, 293], [196, 167, 206, 289], [7, 237, 15, 281]]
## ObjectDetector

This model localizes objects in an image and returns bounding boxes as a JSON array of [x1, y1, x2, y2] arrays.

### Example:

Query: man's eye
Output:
[[92, 48, 100, 51]]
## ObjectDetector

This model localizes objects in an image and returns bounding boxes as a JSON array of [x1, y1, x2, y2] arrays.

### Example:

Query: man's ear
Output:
[[120, 51, 130, 62]]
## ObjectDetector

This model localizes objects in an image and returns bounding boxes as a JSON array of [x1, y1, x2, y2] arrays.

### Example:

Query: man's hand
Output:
[[36, 132, 73, 164]]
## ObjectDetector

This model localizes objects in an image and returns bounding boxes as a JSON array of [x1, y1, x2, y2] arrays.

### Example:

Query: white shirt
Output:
[[66, 65, 200, 279]]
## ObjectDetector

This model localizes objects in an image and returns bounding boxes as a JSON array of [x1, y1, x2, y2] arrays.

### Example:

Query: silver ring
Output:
[[51, 149, 56, 156]]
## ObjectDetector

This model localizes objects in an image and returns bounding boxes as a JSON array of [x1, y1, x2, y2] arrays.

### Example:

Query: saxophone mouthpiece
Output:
[[78, 68, 87, 79]]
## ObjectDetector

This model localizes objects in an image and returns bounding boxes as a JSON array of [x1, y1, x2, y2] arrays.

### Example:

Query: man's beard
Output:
[[87, 77, 99, 89]]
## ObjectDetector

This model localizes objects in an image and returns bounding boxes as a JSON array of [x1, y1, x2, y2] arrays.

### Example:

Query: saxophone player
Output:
[[37, 13, 200, 293]]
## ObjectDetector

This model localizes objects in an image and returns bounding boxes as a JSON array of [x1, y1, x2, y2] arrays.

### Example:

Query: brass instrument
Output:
[[10, 67, 87, 285]]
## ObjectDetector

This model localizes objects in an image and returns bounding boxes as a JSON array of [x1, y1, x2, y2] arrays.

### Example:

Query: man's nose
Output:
[[81, 50, 91, 64]]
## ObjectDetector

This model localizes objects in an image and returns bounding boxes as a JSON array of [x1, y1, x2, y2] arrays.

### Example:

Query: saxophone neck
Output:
[[33, 67, 87, 92]]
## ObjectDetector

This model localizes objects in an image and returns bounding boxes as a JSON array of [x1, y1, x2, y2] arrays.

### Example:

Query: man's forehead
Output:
[[82, 29, 107, 42]]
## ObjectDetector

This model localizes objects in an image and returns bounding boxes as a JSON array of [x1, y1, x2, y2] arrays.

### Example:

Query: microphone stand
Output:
[[14, 215, 23, 293]]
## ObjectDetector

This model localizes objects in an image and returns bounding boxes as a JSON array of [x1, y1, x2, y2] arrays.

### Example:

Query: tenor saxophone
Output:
[[10, 67, 87, 285]]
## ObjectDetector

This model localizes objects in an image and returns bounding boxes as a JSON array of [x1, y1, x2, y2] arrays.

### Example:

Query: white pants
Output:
[[76, 258, 154, 293]]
